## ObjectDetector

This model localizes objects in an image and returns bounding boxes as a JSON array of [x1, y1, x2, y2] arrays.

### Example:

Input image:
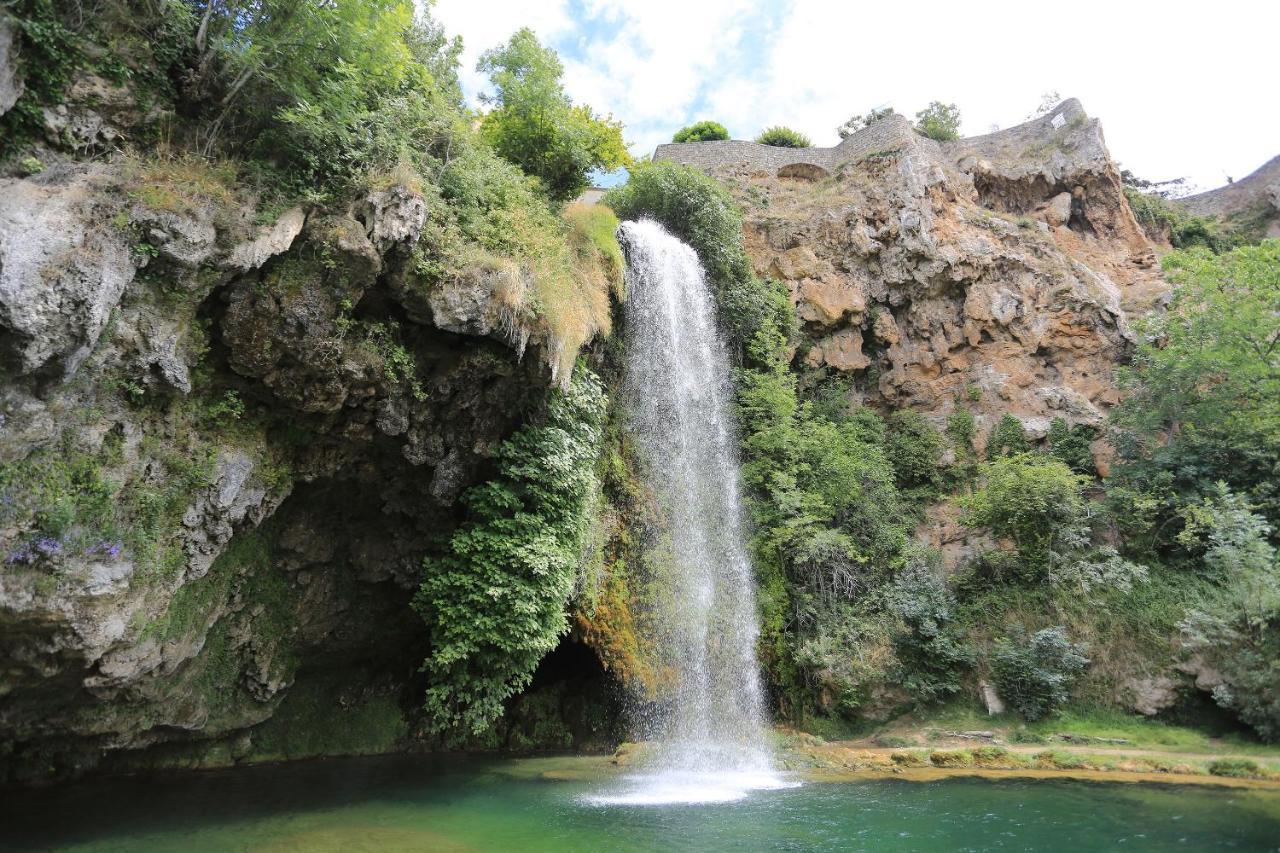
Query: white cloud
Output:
[[428, 0, 1280, 190]]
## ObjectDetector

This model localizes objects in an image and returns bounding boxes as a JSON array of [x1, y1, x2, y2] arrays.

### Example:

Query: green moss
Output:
[[1208, 757, 1265, 779], [929, 749, 974, 767], [246, 677, 408, 762]]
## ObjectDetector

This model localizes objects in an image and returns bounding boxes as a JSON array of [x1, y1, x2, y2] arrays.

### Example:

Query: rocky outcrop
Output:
[[1176, 154, 1280, 239], [664, 100, 1168, 457], [0, 166, 135, 377], [0, 12, 22, 117], [0, 160, 567, 782]]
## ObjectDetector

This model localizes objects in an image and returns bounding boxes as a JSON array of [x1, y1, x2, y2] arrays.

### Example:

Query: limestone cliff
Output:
[[658, 99, 1168, 469], [0, 160, 606, 781]]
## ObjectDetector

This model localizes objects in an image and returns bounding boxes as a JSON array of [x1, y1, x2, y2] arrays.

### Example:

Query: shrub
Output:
[[914, 102, 962, 142], [672, 120, 729, 143], [478, 28, 631, 202], [1207, 758, 1263, 778], [1122, 187, 1248, 252], [891, 750, 926, 766], [988, 414, 1030, 457], [1180, 485, 1280, 741], [960, 454, 1089, 574], [837, 107, 896, 139], [414, 368, 607, 734], [755, 126, 812, 148], [1047, 417, 1096, 475], [604, 160, 792, 357], [885, 410, 945, 492], [883, 547, 972, 703], [992, 626, 1090, 721]]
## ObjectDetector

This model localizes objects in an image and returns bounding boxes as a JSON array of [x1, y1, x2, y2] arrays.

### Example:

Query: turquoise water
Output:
[[4, 755, 1279, 851]]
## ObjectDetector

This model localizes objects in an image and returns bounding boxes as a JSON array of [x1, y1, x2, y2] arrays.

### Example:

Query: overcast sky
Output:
[[429, 0, 1278, 194]]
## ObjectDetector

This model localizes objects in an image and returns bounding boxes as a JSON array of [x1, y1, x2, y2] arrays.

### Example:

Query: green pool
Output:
[[5, 755, 1279, 851]]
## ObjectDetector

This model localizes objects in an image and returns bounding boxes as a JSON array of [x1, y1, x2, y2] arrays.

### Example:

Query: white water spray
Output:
[[588, 219, 791, 806]]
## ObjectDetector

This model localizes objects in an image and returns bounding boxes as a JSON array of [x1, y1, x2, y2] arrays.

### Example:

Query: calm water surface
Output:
[[4, 754, 1279, 852]]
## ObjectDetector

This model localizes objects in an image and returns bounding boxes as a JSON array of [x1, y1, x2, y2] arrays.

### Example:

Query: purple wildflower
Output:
[[34, 537, 62, 557], [5, 543, 35, 565], [85, 539, 123, 560]]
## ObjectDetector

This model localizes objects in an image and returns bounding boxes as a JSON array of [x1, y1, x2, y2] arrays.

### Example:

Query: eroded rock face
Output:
[[0, 168, 555, 781], [0, 12, 23, 117], [0, 166, 135, 376], [698, 101, 1167, 449]]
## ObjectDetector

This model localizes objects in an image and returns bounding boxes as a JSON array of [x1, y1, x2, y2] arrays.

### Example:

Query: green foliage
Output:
[[0, 430, 215, 580], [1122, 187, 1252, 252], [1180, 485, 1280, 741], [1111, 241, 1280, 529], [914, 102, 962, 142], [988, 414, 1030, 457], [883, 548, 973, 703], [414, 368, 607, 734], [1047, 417, 1096, 475], [739, 359, 906, 611], [478, 28, 631, 201], [1207, 757, 1264, 778], [604, 161, 792, 359], [960, 454, 1089, 574], [885, 410, 944, 494], [672, 120, 729, 143], [198, 0, 463, 191], [837, 107, 896, 139], [946, 408, 978, 482], [755, 126, 812, 148], [0, 0, 80, 156], [992, 625, 1090, 720]]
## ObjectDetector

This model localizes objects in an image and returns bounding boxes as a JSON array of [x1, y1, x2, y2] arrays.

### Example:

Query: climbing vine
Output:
[[414, 366, 607, 734]]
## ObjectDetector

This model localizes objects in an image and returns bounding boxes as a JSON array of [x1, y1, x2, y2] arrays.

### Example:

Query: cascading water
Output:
[[589, 219, 791, 806]]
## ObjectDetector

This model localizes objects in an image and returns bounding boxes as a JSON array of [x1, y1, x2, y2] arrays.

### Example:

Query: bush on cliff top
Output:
[[755, 126, 812, 148], [914, 101, 962, 142], [673, 121, 730, 143]]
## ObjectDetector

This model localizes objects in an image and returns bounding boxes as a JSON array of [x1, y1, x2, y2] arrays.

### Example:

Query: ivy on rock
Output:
[[414, 367, 607, 735]]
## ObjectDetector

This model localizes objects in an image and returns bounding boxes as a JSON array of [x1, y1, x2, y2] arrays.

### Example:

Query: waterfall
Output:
[[588, 219, 790, 805]]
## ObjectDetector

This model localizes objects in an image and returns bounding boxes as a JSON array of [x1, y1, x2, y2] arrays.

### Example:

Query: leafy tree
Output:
[[1047, 417, 1096, 475], [914, 101, 962, 142], [1179, 485, 1280, 740], [992, 625, 1089, 720], [414, 368, 607, 734], [885, 410, 944, 492], [960, 454, 1089, 575], [755, 126, 812, 148], [673, 120, 729, 143], [193, 1, 460, 181], [837, 107, 896, 139], [884, 547, 973, 702], [604, 161, 792, 358], [988, 414, 1030, 457], [1111, 241, 1280, 529], [478, 28, 631, 201]]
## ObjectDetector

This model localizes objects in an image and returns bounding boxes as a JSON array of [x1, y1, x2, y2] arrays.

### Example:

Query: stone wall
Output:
[[652, 100, 1098, 181], [653, 114, 918, 176]]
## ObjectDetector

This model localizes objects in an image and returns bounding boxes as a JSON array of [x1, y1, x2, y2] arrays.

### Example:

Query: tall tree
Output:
[[478, 28, 630, 201]]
